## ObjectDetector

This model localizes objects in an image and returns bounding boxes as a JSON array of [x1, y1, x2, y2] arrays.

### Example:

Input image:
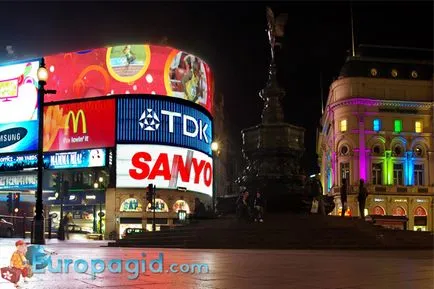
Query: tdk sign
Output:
[[117, 97, 213, 156]]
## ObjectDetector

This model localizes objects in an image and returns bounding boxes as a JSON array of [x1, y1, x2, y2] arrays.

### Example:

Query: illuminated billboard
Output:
[[117, 96, 212, 156], [44, 44, 214, 114], [0, 174, 37, 190], [116, 144, 212, 197], [0, 60, 39, 153], [44, 148, 106, 170], [43, 99, 115, 152], [0, 153, 37, 170]]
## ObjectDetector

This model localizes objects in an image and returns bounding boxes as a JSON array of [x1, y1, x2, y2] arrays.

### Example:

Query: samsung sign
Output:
[[117, 97, 213, 156]]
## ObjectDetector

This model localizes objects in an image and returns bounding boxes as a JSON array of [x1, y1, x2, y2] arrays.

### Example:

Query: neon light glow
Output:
[[415, 121, 422, 133], [384, 150, 393, 185], [394, 120, 402, 133], [340, 119, 347, 132], [406, 152, 414, 186], [373, 119, 381, 131]]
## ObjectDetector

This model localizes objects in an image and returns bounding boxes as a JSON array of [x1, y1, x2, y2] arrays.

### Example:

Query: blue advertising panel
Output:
[[44, 148, 106, 170], [0, 174, 37, 190], [117, 96, 213, 156], [0, 60, 40, 153], [0, 152, 37, 170]]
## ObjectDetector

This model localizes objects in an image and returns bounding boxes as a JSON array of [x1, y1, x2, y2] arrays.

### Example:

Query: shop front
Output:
[[44, 190, 106, 234], [106, 187, 208, 239]]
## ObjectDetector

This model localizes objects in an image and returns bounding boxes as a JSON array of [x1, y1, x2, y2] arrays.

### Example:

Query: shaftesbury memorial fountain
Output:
[[239, 8, 307, 212]]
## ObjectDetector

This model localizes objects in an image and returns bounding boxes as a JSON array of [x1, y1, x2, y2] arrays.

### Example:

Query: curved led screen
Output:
[[0, 60, 39, 153], [116, 144, 212, 197], [45, 44, 214, 114], [117, 96, 212, 156]]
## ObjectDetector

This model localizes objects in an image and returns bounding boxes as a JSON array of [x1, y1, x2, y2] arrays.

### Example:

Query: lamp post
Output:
[[211, 141, 219, 212], [32, 58, 56, 245]]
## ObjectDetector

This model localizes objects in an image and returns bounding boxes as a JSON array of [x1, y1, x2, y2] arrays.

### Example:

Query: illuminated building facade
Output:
[[0, 44, 217, 239], [317, 47, 433, 231]]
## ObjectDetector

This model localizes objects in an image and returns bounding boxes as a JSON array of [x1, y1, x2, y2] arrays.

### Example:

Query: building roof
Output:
[[339, 45, 433, 81]]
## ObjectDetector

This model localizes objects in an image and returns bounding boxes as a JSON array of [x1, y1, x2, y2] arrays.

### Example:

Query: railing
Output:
[[330, 185, 434, 195], [0, 214, 56, 239]]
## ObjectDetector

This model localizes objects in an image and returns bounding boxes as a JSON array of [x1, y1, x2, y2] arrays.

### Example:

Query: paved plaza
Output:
[[0, 239, 433, 289]]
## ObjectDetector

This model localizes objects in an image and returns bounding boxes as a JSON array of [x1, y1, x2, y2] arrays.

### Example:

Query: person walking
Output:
[[254, 190, 265, 222], [358, 179, 368, 219], [340, 178, 348, 217]]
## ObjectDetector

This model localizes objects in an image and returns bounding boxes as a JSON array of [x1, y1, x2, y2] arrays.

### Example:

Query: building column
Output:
[[358, 116, 367, 182]]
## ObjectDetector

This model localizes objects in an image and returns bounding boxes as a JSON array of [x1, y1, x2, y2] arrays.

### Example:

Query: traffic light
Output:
[[60, 180, 69, 200], [146, 184, 154, 204], [6, 193, 13, 214], [13, 193, 20, 212], [52, 174, 61, 193]]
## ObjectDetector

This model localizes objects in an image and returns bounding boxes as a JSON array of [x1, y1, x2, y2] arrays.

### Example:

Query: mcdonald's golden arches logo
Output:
[[65, 110, 87, 134]]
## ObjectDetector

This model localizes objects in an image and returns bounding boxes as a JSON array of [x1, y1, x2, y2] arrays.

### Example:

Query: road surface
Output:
[[0, 238, 433, 289]]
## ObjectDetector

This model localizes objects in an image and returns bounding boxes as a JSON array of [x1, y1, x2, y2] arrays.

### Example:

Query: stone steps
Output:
[[108, 214, 434, 249]]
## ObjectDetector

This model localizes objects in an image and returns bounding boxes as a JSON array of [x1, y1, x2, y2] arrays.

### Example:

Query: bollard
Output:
[[22, 215, 26, 239], [30, 220, 34, 242], [48, 217, 52, 239]]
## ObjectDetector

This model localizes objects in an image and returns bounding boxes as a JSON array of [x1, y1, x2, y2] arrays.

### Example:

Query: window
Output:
[[340, 119, 347, 132], [415, 121, 422, 133], [393, 163, 403, 186], [394, 120, 402, 133], [373, 119, 381, 132], [414, 145, 423, 157], [340, 145, 349, 156], [340, 162, 350, 185], [393, 144, 403, 157], [414, 164, 424, 186], [372, 144, 381, 155], [372, 163, 383, 185]]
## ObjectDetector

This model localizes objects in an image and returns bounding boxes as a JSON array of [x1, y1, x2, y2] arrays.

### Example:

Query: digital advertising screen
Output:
[[44, 44, 214, 114], [0, 152, 37, 170], [44, 148, 106, 170], [0, 60, 39, 153], [0, 173, 37, 190], [117, 96, 212, 156], [116, 144, 212, 197], [44, 99, 115, 152]]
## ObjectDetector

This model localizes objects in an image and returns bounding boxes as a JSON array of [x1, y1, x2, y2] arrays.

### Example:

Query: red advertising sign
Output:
[[43, 99, 115, 152], [44, 44, 214, 114]]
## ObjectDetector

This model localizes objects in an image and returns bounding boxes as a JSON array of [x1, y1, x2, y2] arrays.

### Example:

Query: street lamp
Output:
[[32, 58, 56, 245], [211, 141, 219, 212]]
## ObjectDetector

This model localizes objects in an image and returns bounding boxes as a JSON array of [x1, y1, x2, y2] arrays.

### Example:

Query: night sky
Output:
[[1, 1, 432, 175]]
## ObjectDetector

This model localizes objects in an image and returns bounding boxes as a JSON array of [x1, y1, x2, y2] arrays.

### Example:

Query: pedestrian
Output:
[[340, 178, 348, 217], [311, 178, 326, 215], [358, 179, 368, 219], [62, 213, 73, 240], [236, 190, 250, 222], [254, 190, 265, 222]]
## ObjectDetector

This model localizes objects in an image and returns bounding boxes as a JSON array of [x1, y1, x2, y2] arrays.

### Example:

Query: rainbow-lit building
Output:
[[317, 46, 433, 231]]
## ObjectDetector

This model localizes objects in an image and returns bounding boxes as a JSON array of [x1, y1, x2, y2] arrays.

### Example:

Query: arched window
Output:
[[173, 200, 190, 214], [120, 198, 142, 212], [372, 206, 385, 216], [392, 206, 406, 216], [146, 198, 169, 212], [414, 206, 427, 216]]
